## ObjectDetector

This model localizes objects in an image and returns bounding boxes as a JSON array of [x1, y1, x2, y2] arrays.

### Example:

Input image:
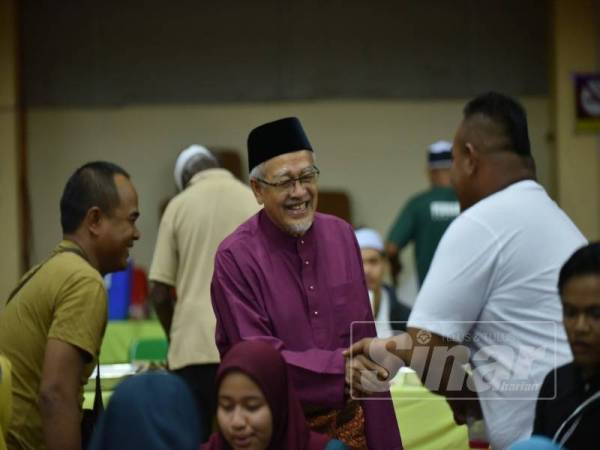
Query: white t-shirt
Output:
[[408, 180, 587, 450]]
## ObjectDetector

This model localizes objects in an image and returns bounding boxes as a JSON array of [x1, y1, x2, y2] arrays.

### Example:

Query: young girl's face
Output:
[[217, 371, 273, 450]]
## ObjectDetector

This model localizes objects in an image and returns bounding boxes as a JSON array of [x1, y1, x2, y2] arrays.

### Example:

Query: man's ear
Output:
[[249, 179, 264, 205], [84, 206, 103, 237], [464, 142, 479, 177]]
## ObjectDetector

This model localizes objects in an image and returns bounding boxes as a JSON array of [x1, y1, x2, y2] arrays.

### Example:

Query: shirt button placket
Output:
[[299, 237, 322, 344]]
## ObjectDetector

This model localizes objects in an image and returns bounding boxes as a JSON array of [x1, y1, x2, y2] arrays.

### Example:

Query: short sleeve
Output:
[[387, 197, 417, 248], [149, 208, 178, 286], [408, 214, 499, 341], [48, 275, 107, 360]]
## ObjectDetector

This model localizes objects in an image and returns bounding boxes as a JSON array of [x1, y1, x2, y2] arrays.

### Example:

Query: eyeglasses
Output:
[[256, 167, 320, 192]]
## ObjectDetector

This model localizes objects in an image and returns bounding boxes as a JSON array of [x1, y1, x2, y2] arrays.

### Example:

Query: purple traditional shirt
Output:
[[211, 210, 403, 450]]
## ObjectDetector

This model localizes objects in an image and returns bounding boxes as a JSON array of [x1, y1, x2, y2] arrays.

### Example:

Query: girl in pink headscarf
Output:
[[202, 340, 347, 450]]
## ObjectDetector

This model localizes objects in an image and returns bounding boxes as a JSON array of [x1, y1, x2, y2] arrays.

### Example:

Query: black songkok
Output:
[[247, 117, 313, 172]]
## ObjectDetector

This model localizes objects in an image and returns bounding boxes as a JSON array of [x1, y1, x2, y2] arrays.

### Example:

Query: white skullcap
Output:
[[355, 228, 384, 252], [427, 140, 453, 169], [173, 144, 212, 191], [428, 140, 453, 154]]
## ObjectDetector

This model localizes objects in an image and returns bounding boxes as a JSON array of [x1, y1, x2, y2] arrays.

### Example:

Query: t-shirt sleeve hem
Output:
[[147, 271, 176, 286], [407, 316, 471, 343], [46, 334, 97, 361]]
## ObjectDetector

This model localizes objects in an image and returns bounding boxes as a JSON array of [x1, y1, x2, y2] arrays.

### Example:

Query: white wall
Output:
[[27, 97, 551, 301]]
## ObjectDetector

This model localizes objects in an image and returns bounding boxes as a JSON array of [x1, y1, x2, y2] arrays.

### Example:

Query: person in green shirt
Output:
[[386, 141, 459, 287]]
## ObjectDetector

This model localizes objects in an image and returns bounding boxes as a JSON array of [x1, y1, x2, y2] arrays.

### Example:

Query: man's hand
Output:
[[343, 337, 375, 358], [344, 354, 390, 398], [344, 334, 411, 382]]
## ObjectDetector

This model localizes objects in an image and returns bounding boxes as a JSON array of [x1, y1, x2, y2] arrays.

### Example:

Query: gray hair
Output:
[[181, 152, 220, 188], [249, 162, 266, 181]]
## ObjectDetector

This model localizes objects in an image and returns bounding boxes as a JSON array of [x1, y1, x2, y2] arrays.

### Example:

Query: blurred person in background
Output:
[[355, 228, 411, 336], [386, 140, 459, 288], [89, 372, 201, 450], [149, 144, 259, 440]]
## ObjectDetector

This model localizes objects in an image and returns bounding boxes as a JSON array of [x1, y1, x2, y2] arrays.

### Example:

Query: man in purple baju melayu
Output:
[[211, 117, 402, 450]]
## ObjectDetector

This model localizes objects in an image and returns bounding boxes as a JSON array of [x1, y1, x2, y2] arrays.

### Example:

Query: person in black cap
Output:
[[386, 140, 460, 289], [247, 117, 317, 236], [210, 117, 402, 450]]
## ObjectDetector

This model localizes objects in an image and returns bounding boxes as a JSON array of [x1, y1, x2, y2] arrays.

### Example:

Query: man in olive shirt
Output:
[[0, 162, 140, 450], [386, 140, 460, 287]]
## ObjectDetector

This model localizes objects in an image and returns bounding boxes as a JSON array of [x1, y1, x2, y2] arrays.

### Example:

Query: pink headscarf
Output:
[[202, 340, 331, 450]]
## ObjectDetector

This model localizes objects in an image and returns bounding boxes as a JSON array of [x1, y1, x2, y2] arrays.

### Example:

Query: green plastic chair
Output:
[[129, 338, 168, 362]]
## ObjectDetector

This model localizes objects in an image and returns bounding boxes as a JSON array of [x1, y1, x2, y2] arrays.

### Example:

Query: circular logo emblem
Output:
[[416, 329, 431, 345]]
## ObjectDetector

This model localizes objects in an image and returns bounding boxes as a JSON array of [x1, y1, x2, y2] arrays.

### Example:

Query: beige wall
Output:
[[12, 2, 599, 304], [0, 0, 21, 301], [27, 97, 551, 303], [552, 0, 600, 240]]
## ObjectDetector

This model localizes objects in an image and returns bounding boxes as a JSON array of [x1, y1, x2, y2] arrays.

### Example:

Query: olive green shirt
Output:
[[0, 240, 107, 450]]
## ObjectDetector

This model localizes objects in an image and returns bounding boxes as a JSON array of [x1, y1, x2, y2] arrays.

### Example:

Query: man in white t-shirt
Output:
[[346, 92, 587, 450]]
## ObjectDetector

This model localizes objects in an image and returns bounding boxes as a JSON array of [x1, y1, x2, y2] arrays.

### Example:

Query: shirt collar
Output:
[[56, 239, 83, 253], [55, 239, 90, 263], [188, 168, 233, 186]]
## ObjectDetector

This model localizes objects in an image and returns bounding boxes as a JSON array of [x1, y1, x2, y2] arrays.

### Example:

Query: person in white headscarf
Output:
[[148, 145, 260, 441], [355, 228, 411, 337]]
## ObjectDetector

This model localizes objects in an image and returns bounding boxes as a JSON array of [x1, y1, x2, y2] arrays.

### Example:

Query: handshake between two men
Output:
[[342, 327, 483, 426]]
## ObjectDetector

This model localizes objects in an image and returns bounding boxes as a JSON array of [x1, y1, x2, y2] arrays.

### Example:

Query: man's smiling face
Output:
[[251, 150, 318, 237]]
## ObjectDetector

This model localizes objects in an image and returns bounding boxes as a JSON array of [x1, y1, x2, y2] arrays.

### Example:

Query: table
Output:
[[84, 320, 166, 408], [391, 369, 470, 450], [99, 320, 166, 364]]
